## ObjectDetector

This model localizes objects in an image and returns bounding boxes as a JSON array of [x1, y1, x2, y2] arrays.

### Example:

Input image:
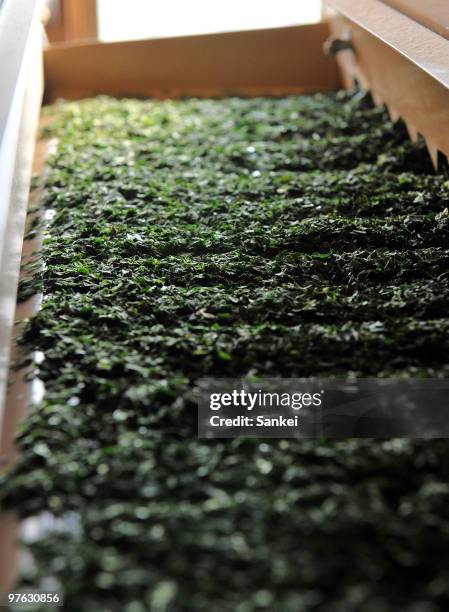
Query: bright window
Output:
[[97, 0, 322, 42]]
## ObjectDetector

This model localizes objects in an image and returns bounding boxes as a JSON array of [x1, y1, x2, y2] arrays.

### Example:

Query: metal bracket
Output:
[[324, 34, 354, 57]]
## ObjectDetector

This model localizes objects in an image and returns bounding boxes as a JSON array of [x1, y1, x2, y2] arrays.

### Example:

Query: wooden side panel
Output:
[[0, 3, 43, 420], [326, 0, 449, 90], [326, 0, 449, 166], [0, 9, 43, 595], [44, 23, 340, 101], [0, 130, 51, 593], [382, 0, 449, 41], [329, 15, 449, 166]]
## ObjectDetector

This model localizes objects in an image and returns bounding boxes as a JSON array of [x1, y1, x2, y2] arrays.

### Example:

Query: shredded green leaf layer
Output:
[[3, 92, 449, 611]]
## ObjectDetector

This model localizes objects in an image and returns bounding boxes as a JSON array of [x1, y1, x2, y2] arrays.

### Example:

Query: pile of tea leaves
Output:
[[3, 92, 449, 611]]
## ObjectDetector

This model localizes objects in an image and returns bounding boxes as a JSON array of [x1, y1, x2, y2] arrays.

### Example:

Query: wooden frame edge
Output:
[[0, 9, 43, 430], [326, 0, 449, 165], [326, 0, 449, 90], [44, 23, 340, 102]]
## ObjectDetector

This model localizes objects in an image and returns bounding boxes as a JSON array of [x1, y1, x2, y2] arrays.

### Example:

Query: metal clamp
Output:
[[324, 34, 354, 57]]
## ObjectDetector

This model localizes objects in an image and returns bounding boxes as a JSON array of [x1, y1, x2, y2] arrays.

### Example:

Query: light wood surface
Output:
[[327, 0, 449, 90], [327, 0, 449, 165], [0, 2, 43, 592], [44, 23, 340, 101], [0, 2, 43, 437], [382, 0, 449, 41]]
